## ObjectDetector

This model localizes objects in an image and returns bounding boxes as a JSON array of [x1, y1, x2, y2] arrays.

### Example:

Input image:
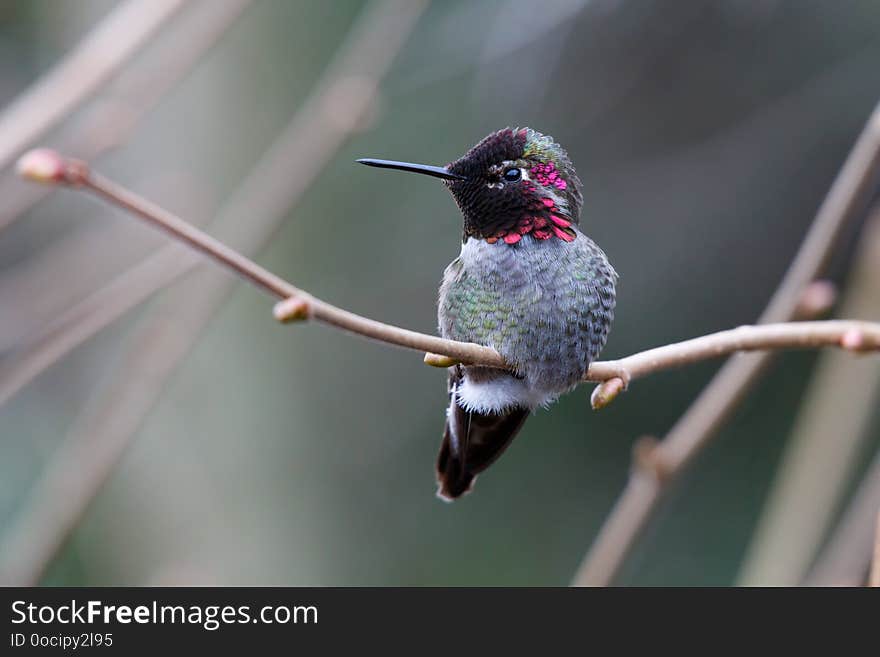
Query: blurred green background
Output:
[[1, 0, 879, 586]]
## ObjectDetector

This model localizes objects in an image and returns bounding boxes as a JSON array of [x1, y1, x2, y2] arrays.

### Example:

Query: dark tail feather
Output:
[[436, 399, 530, 501]]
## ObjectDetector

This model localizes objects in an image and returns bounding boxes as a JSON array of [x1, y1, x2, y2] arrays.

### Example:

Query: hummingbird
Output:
[[359, 127, 616, 501]]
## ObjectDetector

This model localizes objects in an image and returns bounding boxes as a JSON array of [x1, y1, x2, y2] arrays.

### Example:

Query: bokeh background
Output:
[[1, 0, 879, 586]]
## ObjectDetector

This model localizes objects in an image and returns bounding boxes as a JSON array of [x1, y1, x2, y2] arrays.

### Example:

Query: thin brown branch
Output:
[[572, 98, 880, 586], [14, 149, 880, 388], [0, 0, 190, 172]]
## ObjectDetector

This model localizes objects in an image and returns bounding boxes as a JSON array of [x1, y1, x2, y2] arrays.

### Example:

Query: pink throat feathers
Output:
[[485, 161, 576, 245]]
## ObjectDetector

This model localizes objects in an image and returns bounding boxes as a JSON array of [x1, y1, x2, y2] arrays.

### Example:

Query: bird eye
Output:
[[503, 167, 521, 182]]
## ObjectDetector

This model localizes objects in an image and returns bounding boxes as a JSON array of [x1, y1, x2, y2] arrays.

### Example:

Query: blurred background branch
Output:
[[0, 0, 188, 172], [0, 0, 428, 587], [0, 0, 253, 231], [737, 209, 880, 585], [806, 449, 880, 586], [573, 98, 880, 587]]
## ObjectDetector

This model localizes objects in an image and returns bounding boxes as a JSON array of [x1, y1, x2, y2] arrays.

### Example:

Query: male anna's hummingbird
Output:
[[359, 128, 617, 501]]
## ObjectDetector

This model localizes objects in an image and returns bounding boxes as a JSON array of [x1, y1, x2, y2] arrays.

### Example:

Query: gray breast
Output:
[[439, 233, 616, 394]]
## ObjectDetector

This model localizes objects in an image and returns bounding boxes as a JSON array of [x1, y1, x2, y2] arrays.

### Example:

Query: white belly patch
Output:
[[455, 375, 556, 414]]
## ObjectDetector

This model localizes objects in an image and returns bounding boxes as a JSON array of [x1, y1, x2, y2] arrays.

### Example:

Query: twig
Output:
[[0, 0, 189, 172], [572, 98, 880, 586], [737, 210, 880, 585], [15, 150, 880, 381], [0, 0, 429, 586]]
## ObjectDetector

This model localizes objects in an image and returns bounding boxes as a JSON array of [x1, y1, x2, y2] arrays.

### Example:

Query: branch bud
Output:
[[794, 280, 837, 319], [840, 328, 872, 353], [16, 149, 66, 184], [16, 148, 89, 186], [273, 296, 310, 323], [591, 377, 626, 410], [423, 352, 459, 368]]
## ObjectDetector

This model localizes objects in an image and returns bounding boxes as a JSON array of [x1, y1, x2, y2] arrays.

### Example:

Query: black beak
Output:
[[356, 158, 467, 182]]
